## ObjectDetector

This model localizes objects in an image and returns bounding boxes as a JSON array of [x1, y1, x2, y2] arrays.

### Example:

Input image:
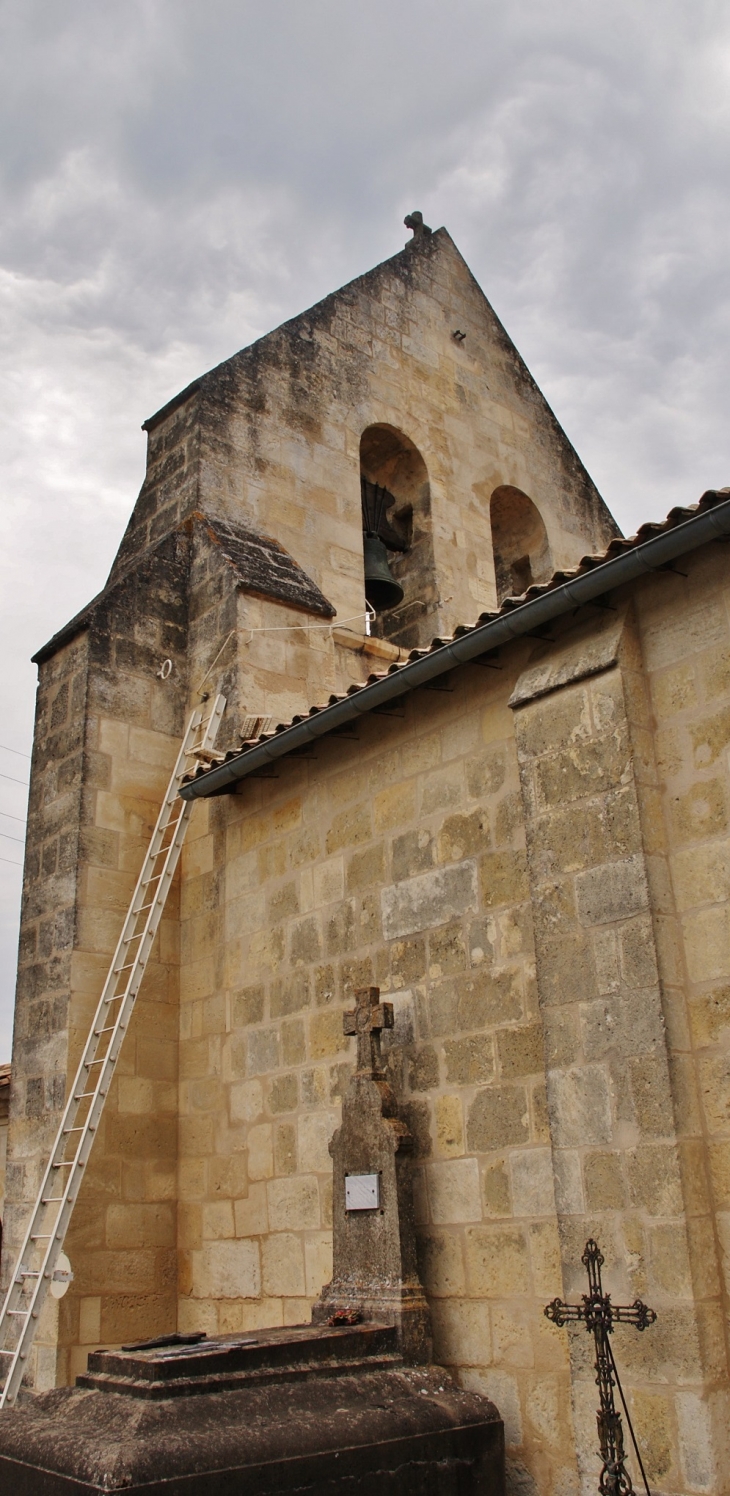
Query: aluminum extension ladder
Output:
[[0, 695, 226, 1407]]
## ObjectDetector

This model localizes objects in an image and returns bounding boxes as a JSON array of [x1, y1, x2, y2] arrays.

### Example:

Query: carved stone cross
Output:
[[343, 987, 394, 1076], [404, 210, 432, 241], [545, 1239, 656, 1496]]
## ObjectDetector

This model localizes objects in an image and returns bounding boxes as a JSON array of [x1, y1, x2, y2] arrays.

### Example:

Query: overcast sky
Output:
[[0, 0, 728, 1059]]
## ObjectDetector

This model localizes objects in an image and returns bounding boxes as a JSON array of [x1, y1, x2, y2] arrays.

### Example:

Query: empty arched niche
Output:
[[359, 425, 436, 647], [490, 486, 553, 604]]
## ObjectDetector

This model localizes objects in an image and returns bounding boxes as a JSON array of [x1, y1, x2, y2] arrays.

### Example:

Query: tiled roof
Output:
[[187, 487, 729, 782]]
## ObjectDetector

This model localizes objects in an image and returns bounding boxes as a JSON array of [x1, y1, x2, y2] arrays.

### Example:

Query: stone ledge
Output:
[[509, 605, 629, 708], [333, 628, 410, 663], [0, 1361, 504, 1495]]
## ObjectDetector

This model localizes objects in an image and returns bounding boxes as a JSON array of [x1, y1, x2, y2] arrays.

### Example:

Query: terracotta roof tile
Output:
[[191, 487, 728, 777]]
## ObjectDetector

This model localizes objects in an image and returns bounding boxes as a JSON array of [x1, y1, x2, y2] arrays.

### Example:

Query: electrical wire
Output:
[[0, 744, 30, 759], [241, 607, 374, 637], [606, 1335, 651, 1496], [0, 772, 28, 787]]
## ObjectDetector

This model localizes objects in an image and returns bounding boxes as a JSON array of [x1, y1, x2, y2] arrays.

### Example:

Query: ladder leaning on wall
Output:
[[0, 694, 226, 1408]]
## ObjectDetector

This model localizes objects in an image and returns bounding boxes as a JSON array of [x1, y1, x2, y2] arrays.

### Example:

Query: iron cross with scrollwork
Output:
[[545, 1239, 656, 1496]]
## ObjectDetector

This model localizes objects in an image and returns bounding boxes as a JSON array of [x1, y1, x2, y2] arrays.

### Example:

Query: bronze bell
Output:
[[363, 533, 404, 612]]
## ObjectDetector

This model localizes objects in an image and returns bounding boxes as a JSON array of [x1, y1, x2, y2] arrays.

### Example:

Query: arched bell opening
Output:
[[359, 425, 436, 648], [489, 486, 553, 605]]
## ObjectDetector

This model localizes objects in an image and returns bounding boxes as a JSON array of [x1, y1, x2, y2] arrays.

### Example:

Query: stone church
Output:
[[3, 217, 730, 1494]]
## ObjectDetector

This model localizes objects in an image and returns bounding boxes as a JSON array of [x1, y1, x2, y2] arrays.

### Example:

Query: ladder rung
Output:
[[73, 1092, 96, 1101], [0, 1349, 16, 1357], [17, 1271, 39, 1279], [30, 1235, 52, 1241], [63, 1126, 84, 1134], [6, 1311, 28, 1318], [42, 1198, 65, 1204], [94, 1025, 115, 1036]]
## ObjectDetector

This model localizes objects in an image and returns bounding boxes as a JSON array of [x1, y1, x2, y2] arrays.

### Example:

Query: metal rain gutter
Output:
[[180, 494, 730, 801]]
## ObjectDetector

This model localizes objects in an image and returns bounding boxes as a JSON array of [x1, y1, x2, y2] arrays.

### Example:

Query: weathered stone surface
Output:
[[466, 1087, 530, 1152], [509, 607, 629, 708], [312, 988, 430, 1362], [381, 862, 478, 940], [0, 1328, 504, 1494], [574, 855, 648, 926]]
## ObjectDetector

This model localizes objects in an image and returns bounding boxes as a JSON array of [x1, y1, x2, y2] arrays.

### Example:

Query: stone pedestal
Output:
[[312, 986, 431, 1360], [0, 1323, 504, 1494], [0, 986, 503, 1493]]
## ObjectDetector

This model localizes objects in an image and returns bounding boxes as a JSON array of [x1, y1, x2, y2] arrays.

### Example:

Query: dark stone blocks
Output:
[[0, 1325, 503, 1495]]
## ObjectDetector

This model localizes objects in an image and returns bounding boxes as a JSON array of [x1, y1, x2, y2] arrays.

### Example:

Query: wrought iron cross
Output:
[[545, 1239, 656, 1496], [343, 986, 394, 1076]]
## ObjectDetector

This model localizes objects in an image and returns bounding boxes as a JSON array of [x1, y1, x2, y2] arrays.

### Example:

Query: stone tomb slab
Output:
[[0, 1322, 504, 1494]]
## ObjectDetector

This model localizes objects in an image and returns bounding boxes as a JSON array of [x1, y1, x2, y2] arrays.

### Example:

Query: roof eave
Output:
[[180, 494, 730, 801]]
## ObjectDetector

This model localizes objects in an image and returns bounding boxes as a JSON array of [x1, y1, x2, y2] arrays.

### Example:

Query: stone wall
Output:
[[2, 627, 90, 1389], [511, 611, 717, 1494], [633, 545, 730, 1493], [4, 533, 190, 1387], [113, 231, 617, 659], [171, 543, 729, 1496], [7, 535, 730, 1495], [174, 648, 576, 1496]]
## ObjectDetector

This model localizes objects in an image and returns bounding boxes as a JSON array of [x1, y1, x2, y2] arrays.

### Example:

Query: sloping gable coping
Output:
[[32, 513, 335, 666]]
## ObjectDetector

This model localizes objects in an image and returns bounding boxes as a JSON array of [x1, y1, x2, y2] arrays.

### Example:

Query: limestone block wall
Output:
[[4, 534, 191, 1388], [2, 629, 90, 1390], [176, 653, 577, 1496], [633, 544, 730, 1490], [117, 232, 617, 655], [111, 393, 201, 584], [184, 512, 375, 759], [185, 519, 344, 747], [512, 599, 729, 1496]]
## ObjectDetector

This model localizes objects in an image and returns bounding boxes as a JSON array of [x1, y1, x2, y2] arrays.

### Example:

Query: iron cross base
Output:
[[545, 1239, 656, 1496]]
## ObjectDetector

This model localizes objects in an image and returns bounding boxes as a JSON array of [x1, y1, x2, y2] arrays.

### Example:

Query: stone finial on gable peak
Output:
[[404, 210, 432, 243]]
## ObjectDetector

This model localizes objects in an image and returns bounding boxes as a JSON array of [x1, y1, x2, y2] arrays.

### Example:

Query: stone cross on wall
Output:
[[343, 987, 394, 1077], [313, 984, 431, 1362]]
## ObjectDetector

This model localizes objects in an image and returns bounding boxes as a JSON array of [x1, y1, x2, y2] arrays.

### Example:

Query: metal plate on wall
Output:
[[345, 1173, 380, 1211]]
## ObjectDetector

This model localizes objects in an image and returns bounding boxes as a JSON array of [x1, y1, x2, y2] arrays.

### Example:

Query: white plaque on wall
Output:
[[345, 1173, 380, 1211]]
